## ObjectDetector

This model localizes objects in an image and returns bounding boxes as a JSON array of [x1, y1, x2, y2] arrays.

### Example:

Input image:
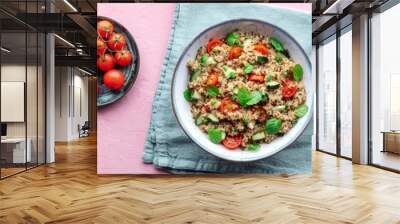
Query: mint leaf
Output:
[[294, 104, 308, 118], [200, 54, 208, 65], [270, 37, 284, 52], [243, 63, 253, 74], [293, 64, 303, 81], [208, 128, 226, 144], [246, 91, 262, 106], [236, 87, 252, 106], [183, 89, 192, 101], [207, 86, 219, 97], [245, 144, 260, 151], [226, 32, 240, 46], [257, 56, 268, 64], [236, 88, 264, 106], [265, 118, 282, 134]]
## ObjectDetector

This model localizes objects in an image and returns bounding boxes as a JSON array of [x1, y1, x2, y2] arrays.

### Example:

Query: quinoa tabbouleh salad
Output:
[[183, 31, 308, 151]]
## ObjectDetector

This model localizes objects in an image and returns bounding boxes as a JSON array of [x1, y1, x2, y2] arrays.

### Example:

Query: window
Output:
[[339, 27, 352, 158], [370, 3, 400, 171], [0, 1, 46, 179], [317, 36, 337, 154]]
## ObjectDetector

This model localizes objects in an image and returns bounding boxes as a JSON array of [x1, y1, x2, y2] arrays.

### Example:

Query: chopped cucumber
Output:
[[207, 114, 219, 123], [272, 105, 287, 111], [243, 38, 253, 48], [212, 46, 221, 53], [190, 69, 201, 82], [252, 132, 266, 141], [275, 54, 282, 63], [210, 98, 221, 109], [243, 116, 250, 124], [191, 90, 201, 100], [266, 81, 280, 89], [206, 56, 217, 65], [195, 115, 206, 126], [223, 66, 236, 78]]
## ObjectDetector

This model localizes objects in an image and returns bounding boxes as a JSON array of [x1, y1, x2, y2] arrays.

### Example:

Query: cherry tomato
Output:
[[97, 37, 107, 56], [103, 69, 125, 90], [247, 73, 265, 83], [114, 50, 133, 66], [222, 135, 243, 149], [282, 78, 297, 98], [207, 38, 224, 53], [97, 20, 114, 39], [206, 72, 219, 86], [219, 97, 239, 113], [97, 54, 115, 72], [254, 44, 269, 55], [108, 33, 126, 51], [228, 46, 243, 60]]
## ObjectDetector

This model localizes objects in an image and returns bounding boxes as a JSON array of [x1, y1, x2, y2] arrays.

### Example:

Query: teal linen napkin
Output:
[[143, 3, 313, 174]]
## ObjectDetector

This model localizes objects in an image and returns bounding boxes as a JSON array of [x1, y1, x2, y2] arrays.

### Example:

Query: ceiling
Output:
[[311, 0, 391, 43], [0, 0, 394, 69]]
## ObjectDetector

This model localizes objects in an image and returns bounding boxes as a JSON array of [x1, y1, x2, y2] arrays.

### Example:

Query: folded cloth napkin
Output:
[[143, 3, 313, 174]]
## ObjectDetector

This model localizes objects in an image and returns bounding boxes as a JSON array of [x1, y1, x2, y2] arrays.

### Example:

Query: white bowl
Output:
[[171, 19, 313, 162]]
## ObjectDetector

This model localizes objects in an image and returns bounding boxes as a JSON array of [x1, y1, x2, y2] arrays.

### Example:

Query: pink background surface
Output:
[[97, 3, 310, 174]]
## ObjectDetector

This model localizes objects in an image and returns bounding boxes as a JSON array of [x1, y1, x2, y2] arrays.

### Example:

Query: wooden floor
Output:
[[372, 150, 400, 171], [1, 135, 400, 224]]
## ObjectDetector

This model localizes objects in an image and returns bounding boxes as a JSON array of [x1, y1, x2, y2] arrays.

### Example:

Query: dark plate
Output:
[[97, 16, 140, 107]]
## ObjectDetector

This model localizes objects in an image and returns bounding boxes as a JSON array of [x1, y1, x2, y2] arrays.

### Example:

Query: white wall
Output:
[[1, 63, 46, 164], [1, 65, 42, 137], [54, 67, 89, 141], [55, 66, 69, 141]]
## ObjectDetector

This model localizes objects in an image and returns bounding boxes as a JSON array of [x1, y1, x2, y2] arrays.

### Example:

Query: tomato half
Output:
[[248, 73, 265, 83], [207, 39, 224, 53], [281, 78, 297, 98], [97, 37, 107, 56], [222, 135, 243, 149], [219, 97, 239, 113], [107, 33, 126, 51], [114, 50, 133, 66], [228, 46, 243, 60], [97, 54, 115, 72], [206, 72, 220, 86], [254, 44, 269, 55], [97, 20, 114, 39]]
